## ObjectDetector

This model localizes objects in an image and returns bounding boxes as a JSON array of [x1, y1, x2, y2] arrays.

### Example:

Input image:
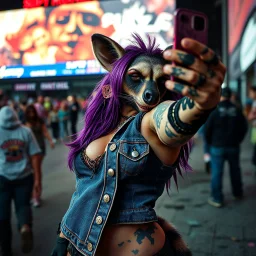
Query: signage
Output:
[[0, 0, 175, 79], [40, 81, 69, 90], [14, 83, 36, 91], [240, 11, 256, 72], [228, 0, 255, 53], [23, 0, 91, 8]]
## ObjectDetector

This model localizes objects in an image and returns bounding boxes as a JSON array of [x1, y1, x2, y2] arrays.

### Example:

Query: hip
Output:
[[68, 222, 166, 256]]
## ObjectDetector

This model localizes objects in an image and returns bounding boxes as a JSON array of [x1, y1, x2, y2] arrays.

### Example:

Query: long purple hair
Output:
[[67, 34, 192, 187]]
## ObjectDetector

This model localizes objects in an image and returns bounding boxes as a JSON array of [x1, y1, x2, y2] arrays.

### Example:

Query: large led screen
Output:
[[0, 0, 175, 79]]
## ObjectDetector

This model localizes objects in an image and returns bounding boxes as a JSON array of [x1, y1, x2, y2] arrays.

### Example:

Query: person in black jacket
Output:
[[204, 87, 248, 207]]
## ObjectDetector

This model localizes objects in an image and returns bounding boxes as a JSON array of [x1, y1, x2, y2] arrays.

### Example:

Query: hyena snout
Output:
[[143, 89, 159, 105]]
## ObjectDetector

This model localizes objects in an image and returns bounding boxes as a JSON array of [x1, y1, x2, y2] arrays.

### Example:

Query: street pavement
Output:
[[11, 128, 256, 256]]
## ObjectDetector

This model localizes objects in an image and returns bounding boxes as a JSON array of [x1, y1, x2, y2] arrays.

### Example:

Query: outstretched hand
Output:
[[163, 38, 226, 111]]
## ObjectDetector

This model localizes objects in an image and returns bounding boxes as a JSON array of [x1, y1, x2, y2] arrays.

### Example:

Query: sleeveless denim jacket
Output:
[[61, 112, 176, 256]]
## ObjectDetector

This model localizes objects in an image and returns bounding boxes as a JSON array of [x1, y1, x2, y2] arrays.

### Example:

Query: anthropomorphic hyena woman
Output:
[[51, 33, 226, 256]]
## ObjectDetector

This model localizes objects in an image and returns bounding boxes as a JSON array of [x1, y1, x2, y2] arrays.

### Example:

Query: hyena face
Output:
[[91, 33, 169, 112], [123, 55, 168, 112]]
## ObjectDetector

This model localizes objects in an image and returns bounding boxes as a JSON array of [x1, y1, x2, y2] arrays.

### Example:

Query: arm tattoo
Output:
[[177, 52, 195, 66], [134, 225, 157, 245], [132, 249, 139, 255], [153, 103, 169, 129], [181, 97, 194, 110], [167, 99, 213, 135], [165, 122, 177, 139], [171, 67, 185, 76]]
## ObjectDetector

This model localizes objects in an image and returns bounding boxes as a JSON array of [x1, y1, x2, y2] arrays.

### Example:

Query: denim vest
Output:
[[61, 113, 176, 256]]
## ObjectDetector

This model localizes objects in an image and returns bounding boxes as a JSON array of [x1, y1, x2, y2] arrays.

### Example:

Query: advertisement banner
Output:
[[228, 0, 255, 54], [0, 0, 175, 79]]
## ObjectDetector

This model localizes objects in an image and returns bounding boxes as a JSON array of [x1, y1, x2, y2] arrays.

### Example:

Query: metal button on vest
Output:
[[131, 150, 139, 158], [87, 242, 93, 251], [109, 144, 117, 151], [107, 168, 115, 176], [103, 194, 110, 203], [96, 216, 103, 225]]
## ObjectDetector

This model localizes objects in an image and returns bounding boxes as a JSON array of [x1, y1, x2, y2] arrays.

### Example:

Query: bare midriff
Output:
[[65, 222, 165, 256]]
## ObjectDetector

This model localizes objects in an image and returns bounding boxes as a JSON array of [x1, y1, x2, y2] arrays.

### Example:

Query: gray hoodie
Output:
[[0, 106, 41, 180]]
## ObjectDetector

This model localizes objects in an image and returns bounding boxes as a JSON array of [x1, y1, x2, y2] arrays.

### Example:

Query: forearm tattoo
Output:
[[153, 102, 169, 129], [167, 98, 212, 135], [177, 52, 195, 66]]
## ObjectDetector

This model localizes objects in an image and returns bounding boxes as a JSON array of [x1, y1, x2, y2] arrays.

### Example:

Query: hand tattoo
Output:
[[171, 67, 185, 76], [173, 83, 184, 94], [177, 52, 195, 66], [188, 88, 199, 97], [201, 47, 209, 55], [181, 97, 195, 111]]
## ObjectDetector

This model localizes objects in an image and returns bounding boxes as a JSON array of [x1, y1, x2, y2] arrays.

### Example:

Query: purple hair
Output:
[[67, 34, 192, 186]]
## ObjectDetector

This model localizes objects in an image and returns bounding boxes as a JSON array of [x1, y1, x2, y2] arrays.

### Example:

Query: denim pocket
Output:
[[118, 141, 149, 176]]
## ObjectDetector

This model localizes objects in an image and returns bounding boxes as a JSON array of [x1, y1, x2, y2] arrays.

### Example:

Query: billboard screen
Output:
[[0, 0, 175, 79], [228, 0, 255, 54]]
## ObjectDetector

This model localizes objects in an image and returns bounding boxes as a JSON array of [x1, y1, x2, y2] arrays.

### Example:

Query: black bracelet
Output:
[[168, 100, 214, 135]]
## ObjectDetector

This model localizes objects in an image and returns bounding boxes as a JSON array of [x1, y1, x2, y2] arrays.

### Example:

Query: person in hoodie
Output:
[[204, 87, 248, 208], [0, 106, 42, 255]]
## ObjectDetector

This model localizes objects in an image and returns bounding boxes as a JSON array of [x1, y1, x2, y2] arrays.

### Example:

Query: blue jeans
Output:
[[0, 174, 33, 254], [59, 120, 68, 139], [210, 146, 243, 203]]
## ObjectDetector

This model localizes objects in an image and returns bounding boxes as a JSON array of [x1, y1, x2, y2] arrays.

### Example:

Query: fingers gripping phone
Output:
[[174, 8, 208, 51]]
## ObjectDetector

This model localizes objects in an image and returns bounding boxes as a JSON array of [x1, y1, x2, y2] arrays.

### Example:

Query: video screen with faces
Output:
[[0, 0, 175, 79]]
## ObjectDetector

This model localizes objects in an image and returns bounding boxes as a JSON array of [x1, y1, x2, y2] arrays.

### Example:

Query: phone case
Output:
[[173, 8, 208, 51]]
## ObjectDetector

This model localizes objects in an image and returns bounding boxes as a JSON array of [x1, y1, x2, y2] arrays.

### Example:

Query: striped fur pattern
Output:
[[157, 216, 192, 256]]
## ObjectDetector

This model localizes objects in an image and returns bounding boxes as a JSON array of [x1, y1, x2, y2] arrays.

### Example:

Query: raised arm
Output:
[[149, 38, 226, 148]]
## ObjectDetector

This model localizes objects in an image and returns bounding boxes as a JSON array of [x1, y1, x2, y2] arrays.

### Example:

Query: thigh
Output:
[[0, 176, 13, 220]]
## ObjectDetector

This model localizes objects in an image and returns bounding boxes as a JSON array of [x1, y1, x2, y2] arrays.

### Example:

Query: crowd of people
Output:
[[0, 91, 84, 255]]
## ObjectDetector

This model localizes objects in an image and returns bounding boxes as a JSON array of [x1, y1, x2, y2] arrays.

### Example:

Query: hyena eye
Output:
[[130, 73, 143, 82]]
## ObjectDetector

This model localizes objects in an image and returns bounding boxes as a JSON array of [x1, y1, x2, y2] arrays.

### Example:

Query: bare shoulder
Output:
[[141, 108, 180, 166]]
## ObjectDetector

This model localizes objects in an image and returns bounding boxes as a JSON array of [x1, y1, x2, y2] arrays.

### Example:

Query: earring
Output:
[[102, 85, 112, 99]]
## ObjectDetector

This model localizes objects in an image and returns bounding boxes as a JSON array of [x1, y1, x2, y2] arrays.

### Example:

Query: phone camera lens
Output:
[[194, 16, 205, 31], [180, 14, 189, 23]]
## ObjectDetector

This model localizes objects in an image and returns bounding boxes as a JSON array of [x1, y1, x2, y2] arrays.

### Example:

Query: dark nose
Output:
[[143, 89, 158, 105]]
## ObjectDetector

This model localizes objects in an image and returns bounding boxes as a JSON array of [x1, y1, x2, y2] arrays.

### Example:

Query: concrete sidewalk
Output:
[[155, 135, 256, 256], [11, 132, 256, 256]]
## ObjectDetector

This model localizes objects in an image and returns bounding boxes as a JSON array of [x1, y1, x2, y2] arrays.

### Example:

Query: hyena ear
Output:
[[91, 34, 125, 72]]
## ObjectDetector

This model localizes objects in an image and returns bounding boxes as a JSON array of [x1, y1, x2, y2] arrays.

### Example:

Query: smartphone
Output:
[[172, 8, 208, 82], [173, 8, 208, 50]]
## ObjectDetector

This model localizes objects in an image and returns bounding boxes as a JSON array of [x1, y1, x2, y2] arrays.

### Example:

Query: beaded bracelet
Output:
[[168, 100, 214, 135]]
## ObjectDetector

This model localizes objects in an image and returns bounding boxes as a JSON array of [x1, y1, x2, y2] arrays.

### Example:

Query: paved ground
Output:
[[11, 126, 256, 256]]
